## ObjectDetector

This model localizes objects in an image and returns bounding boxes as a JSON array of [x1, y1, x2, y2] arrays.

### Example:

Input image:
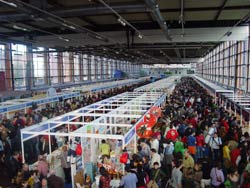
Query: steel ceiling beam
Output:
[[0, 0, 109, 42], [144, 0, 171, 41], [214, 0, 228, 20], [175, 48, 182, 59], [0, 5, 249, 22]]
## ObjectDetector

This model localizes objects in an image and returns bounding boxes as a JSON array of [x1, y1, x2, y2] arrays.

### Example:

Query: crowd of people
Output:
[[0, 80, 151, 188], [98, 77, 250, 188], [1, 76, 250, 188]]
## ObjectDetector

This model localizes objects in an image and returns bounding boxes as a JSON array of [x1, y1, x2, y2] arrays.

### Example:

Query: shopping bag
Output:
[[119, 153, 128, 164], [76, 144, 82, 156], [147, 180, 159, 188]]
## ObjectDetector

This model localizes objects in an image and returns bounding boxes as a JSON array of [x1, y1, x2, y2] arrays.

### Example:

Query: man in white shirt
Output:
[[151, 133, 160, 153], [205, 123, 217, 144], [150, 148, 161, 168], [209, 133, 222, 160]]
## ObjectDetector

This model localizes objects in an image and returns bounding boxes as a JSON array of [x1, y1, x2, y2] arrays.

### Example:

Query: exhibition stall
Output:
[[0, 91, 80, 118], [220, 92, 250, 129], [134, 76, 179, 93], [193, 75, 234, 100], [63, 77, 149, 94], [192, 76, 250, 130], [20, 91, 166, 187]]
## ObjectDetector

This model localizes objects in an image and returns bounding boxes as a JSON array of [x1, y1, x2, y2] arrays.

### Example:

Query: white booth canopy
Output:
[[134, 76, 179, 92], [63, 77, 149, 93], [193, 75, 234, 96], [0, 91, 80, 115], [21, 91, 166, 162]]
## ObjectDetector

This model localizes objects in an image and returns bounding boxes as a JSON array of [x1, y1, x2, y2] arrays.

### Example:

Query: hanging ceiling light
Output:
[[117, 17, 126, 27], [58, 36, 70, 42], [0, 0, 17, 7], [13, 24, 28, 31], [138, 33, 143, 39], [61, 23, 76, 30]]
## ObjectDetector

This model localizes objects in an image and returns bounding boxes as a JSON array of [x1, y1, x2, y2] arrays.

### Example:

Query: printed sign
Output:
[[124, 127, 135, 145]]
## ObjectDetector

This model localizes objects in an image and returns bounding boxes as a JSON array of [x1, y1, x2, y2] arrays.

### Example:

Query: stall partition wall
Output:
[[193, 75, 234, 100], [220, 92, 250, 132], [193, 75, 250, 131], [0, 92, 80, 118], [20, 91, 166, 186]]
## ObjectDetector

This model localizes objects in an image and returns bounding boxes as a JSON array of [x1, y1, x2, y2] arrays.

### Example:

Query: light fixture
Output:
[[13, 24, 28, 31], [62, 23, 76, 30], [138, 33, 143, 39], [95, 35, 103, 40], [225, 31, 232, 37], [58, 36, 70, 42], [117, 17, 126, 27], [0, 0, 17, 7]]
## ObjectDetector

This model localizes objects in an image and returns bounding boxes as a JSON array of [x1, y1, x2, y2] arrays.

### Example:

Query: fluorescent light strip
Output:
[[0, 0, 17, 7], [13, 24, 28, 31]]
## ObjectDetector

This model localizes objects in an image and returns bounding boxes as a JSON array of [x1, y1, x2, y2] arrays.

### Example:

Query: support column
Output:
[[26, 45, 34, 90], [246, 27, 250, 92], [234, 42, 239, 93], [87, 55, 91, 81], [69, 52, 74, 82], [79, 54, 83, 81], [44, 48, 50, 85], [5, 44, 13, 90], [94, 57, 98, 80], [100, 57, 104, 80], [58, 52, 63, 84], [228, 43, 231, 87]]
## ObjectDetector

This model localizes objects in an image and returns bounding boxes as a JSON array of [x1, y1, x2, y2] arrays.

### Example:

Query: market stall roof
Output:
[[134, 76, 179, 92], [221, 93, 250, 112], [21, 91, 166, 142], [0, 91, 80, 114], [193, 75, 234, 95], [63, 77, 149, 93]]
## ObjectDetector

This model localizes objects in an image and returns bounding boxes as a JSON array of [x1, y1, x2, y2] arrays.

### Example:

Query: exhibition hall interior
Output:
[[0, 0, 250, 188]]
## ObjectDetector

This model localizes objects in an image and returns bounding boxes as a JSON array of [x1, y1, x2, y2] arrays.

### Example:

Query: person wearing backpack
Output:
[[148, 162, 166, 188], [209, 133, 222, 161]]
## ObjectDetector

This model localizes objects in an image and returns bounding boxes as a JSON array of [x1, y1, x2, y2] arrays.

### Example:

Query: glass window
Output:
[[49, 49, 59, 84], [12, 44, 27, 88], [74, 54, 80, 82], [82, 54, 88, 80], [63, 52, 71, 82], [33, 47, 45, 85]]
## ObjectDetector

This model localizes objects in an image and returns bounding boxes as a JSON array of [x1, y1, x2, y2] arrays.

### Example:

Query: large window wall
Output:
[[2, 43, 142, 90], [196, 40, 250, 92]]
